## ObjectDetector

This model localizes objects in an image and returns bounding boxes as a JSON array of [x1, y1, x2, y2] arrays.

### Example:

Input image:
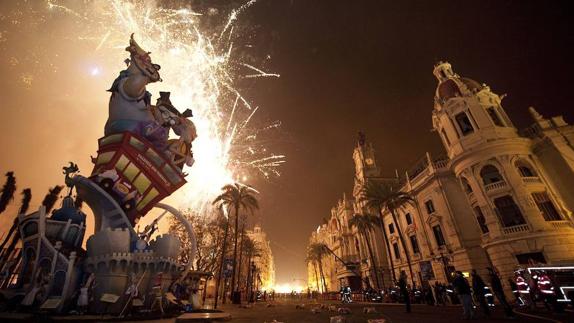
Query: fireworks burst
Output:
[[39, 0, 285, 214]]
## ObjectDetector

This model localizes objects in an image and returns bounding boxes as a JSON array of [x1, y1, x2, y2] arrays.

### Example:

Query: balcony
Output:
[[467, 191, 476, 202], [484, 181, 507, 192], [550, 220, 573, 230], [522, 176, 542, 185], [502, 223, 530, 235]]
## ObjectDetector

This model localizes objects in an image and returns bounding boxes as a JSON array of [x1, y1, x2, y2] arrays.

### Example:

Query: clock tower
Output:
[[353, 132, 381, 196]]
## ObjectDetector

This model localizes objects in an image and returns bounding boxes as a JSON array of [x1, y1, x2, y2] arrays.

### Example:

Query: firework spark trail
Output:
[[42, 0, 285, 215], [242, 63, 281, 79]]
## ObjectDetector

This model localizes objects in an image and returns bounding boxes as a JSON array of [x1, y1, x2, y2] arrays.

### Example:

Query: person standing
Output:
[[453, 271, 474, 320], [471, 270, 490, 317], [398, 272, 411, 313], [488, 267, 516, 319]]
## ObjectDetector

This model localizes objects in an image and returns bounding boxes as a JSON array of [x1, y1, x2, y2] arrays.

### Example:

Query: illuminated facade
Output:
[[307, 62, 574, 294], [246, 225, 276, 291]]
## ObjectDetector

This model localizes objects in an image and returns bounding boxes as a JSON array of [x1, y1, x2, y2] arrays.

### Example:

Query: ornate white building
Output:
[[307, 62, 574, 294]]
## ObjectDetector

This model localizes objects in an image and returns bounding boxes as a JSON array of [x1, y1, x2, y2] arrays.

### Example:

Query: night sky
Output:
[[1, 0, 573, 285]]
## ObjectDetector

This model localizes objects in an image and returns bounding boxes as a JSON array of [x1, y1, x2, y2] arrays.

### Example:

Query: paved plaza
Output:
[[112, 299, 573, 323]]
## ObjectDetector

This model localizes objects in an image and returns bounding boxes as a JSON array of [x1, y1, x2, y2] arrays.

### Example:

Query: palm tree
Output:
[[214, 206, 231, 309], [0, 189, 31, 254], [349, 213, 382, 290], [42, 186, 64, 213], [362, 180, 416, 286], [308, 242, 329, 292], [0, 172, 16, 214], [213, 183, 259, 302], [236, 215, 248, 294], [241, 236, 260, 302], [305, 253, 321, 292]]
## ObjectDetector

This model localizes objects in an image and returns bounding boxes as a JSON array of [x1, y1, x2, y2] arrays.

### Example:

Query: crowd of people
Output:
[[358, 267, 569, 319]]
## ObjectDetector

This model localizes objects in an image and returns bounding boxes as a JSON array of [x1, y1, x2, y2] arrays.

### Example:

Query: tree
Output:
[[349, 213, 382, 290], [213, 183, 259, 301], [235, 214, 247, 293], [241, 236, 260, 302], [213, 207, 231, 309], [362, 180, 416, 286], [305, 253, 321, 292], [42, 186, 64, 213], [0, 172, 16, 214], [169, 210, 227, 272], [308, 242, 329, 293], [0, 189, 31, 255]]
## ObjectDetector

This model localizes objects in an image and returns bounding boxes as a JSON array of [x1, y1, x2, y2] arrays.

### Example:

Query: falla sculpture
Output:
[[0, 35, 207, 318]]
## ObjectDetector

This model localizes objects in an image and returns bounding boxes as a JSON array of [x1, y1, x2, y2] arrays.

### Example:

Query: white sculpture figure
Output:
[[105, 34, 168, 151], [150, 272, 164, 314], [77, 286, 89, 314], [152, 92, 197, 169]]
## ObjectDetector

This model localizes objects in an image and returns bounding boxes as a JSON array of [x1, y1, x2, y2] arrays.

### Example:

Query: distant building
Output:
[[246, 225, 276, 291], [307, 62, 574, 295]]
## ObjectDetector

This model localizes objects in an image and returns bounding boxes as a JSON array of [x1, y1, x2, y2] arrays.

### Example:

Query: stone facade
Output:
[[246, 225, 276, 291], [307, 62, 574, 295]]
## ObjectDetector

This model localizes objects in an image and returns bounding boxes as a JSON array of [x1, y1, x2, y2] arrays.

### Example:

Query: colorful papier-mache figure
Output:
[[105, 34, 196, 168], [105, 34, 168, 152]]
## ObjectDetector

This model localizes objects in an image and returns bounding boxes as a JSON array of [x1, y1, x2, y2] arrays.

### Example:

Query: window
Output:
[[487, 107, 504, 126], [409, 235, 420, 254], [532, 192, 562, 221], [425, 200, 436, 214], [432, 225, 446, 246], [518, 166, 535, 177], [473, 206, 489, 234], [455, 112, 474, 135], [388, 223, 395, 234], [405, 213, 413, 225], [493, 195, 527, 227], [392, 242, 401, 259], [461, 177, 473, 194], [516, 161, 537, 177], [480, 165, 503, 185], [441, 129, 451, 146]]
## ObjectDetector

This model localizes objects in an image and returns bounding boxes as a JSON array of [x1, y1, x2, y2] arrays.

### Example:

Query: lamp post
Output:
[[433, 249, 452, 283]]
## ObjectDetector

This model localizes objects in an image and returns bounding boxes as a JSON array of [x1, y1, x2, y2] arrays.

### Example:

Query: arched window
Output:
[[515, 160, 537, 177], [480, 165, 503, 185], [461, 177, 473, 193], [493, 195, 526, 227]]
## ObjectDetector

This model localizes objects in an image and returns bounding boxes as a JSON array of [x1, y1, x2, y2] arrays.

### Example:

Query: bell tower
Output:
[[353, 132, 380, 182]]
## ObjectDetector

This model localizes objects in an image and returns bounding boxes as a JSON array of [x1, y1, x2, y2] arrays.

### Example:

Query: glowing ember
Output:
[[42, 0, 285, 215]]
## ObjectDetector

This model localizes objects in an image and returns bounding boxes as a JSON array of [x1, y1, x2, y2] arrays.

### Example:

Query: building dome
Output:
[[51, 196, 86, 225], [460, 77, 482, 92], [437, 79, 462, 101], [436, 77, 483, 102]]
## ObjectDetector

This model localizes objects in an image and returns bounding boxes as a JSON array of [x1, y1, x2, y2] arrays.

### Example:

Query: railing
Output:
[[550, 220, 573, 230], [484, 181, 507, 192], [433, 158, 449, 169], [467, 192, 476, 202], [503, 223, 530, 235], [522, 176, 542, 184]]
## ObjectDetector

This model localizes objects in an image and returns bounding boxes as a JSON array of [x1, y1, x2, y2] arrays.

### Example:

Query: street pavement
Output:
[[7, 298, 566, 322], [211, 299, 572, 323]]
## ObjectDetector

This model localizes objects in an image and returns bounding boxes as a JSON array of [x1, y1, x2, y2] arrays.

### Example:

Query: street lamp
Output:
[[433, 248, 453, 282]]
